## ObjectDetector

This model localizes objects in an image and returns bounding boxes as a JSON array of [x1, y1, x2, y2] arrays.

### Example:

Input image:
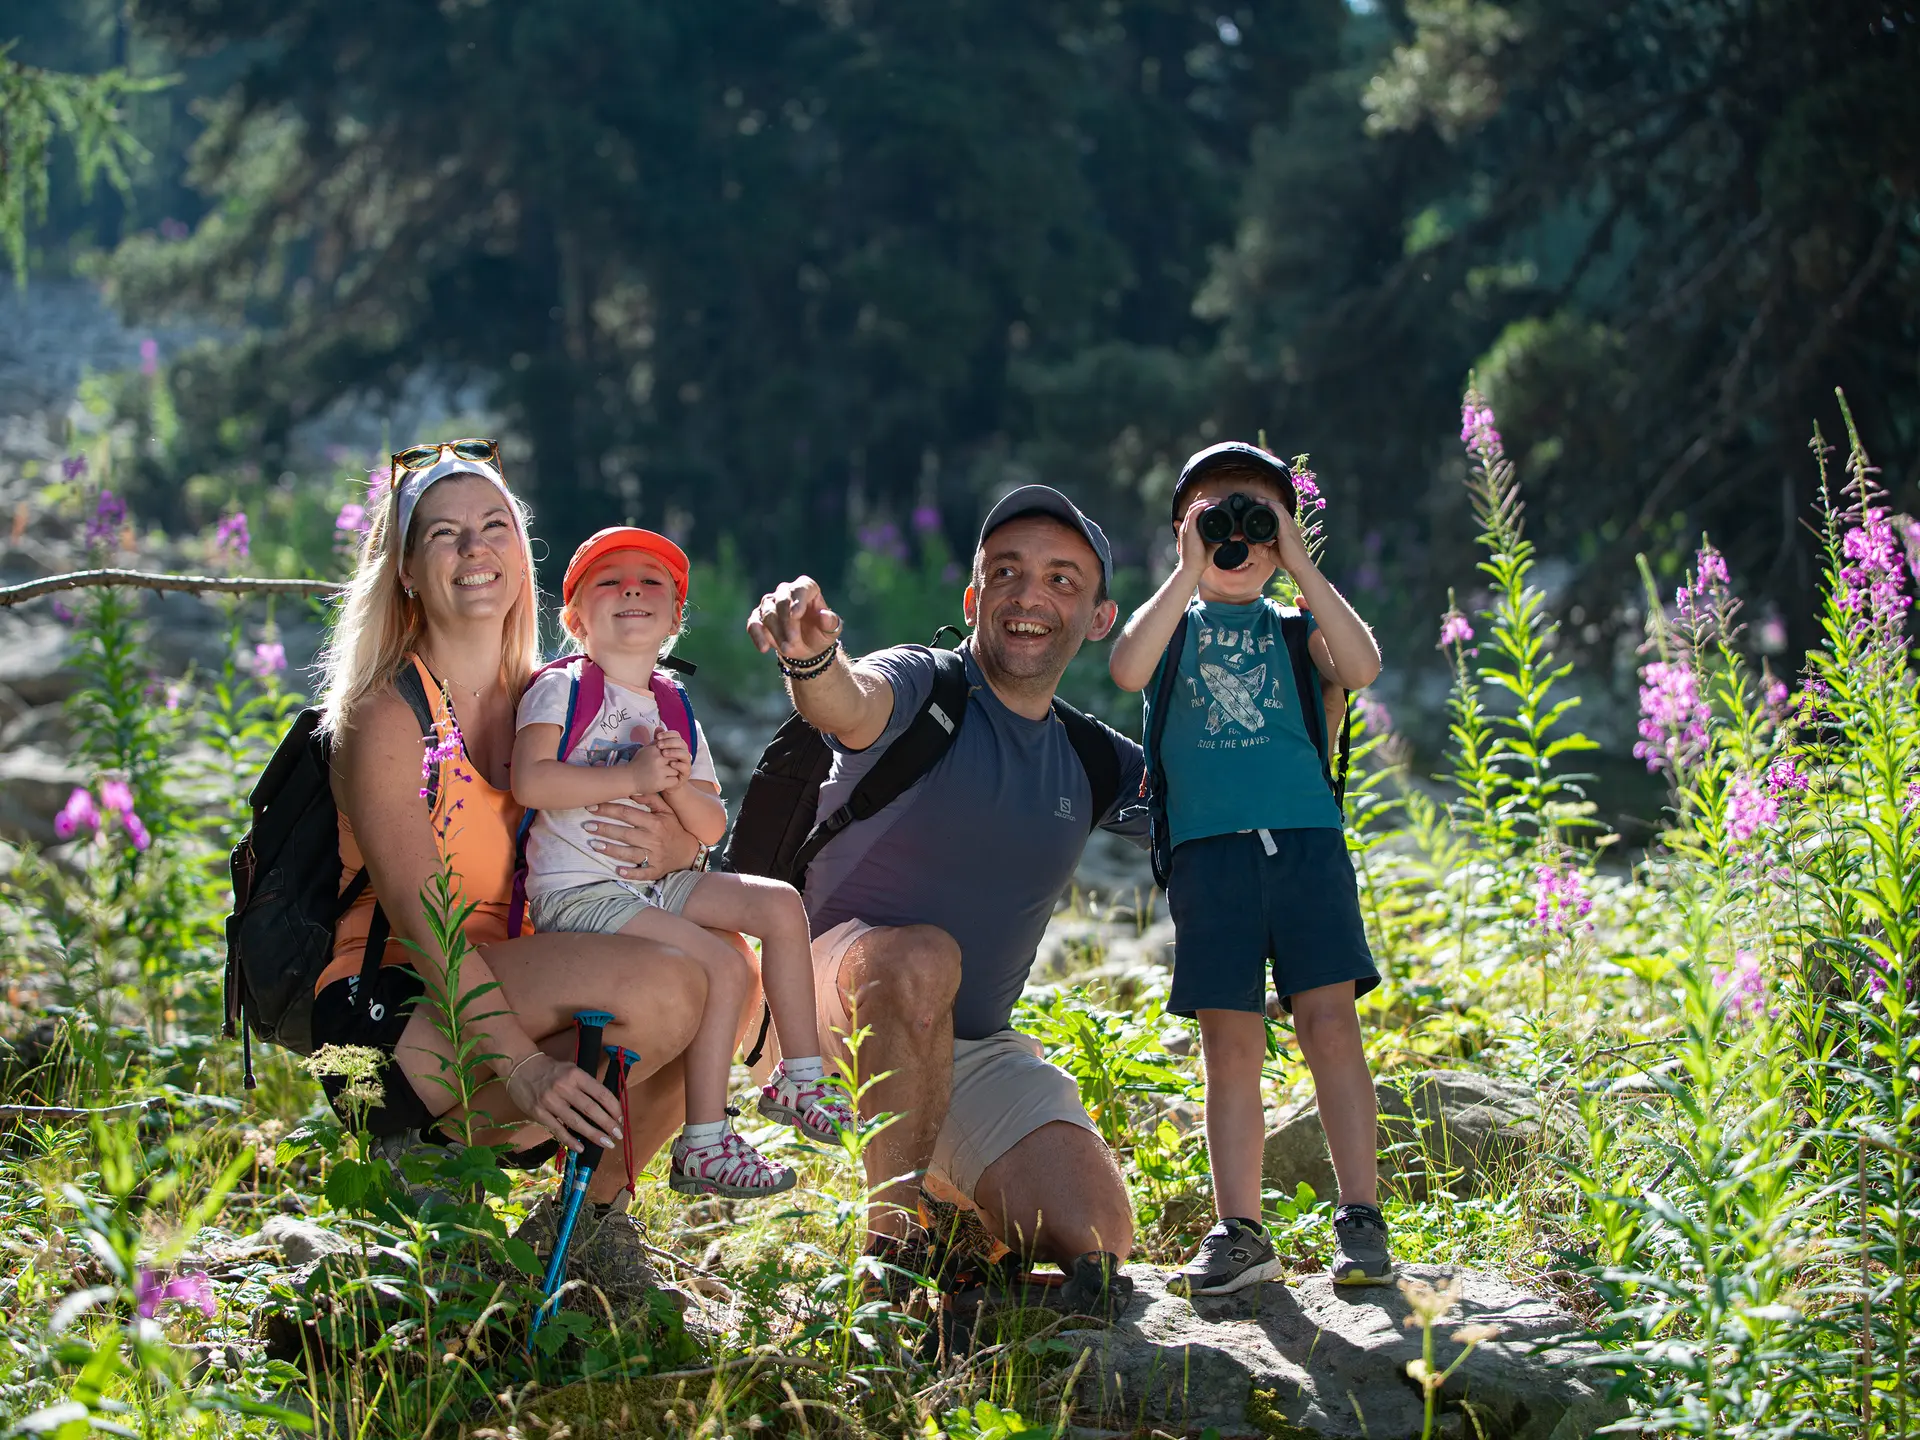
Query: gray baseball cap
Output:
[[1170, 441, 1298, 523], [977, 484, 1113, 585]]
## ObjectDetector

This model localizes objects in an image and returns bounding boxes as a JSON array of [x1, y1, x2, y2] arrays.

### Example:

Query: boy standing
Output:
[[1110, 442, 1393, 1295]]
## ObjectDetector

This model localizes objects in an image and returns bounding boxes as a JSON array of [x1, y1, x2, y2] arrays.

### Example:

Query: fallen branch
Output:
[[0, 568, 344, 608], [644, 1352, 831, 1384]]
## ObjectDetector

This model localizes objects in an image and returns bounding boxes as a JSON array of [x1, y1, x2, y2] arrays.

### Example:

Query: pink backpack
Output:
[[507, 655, 699, 937]]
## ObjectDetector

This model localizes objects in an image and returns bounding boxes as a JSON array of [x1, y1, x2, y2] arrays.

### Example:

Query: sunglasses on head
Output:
[[391, 437, 501, 474]]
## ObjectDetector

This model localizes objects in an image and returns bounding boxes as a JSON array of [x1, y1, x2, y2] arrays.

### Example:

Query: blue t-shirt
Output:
[[1148, 598, 1341, 845], [803, 644, 1149, 1041]]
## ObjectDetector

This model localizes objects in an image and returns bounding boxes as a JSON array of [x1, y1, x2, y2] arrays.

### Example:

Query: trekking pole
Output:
[[530, 1042, 639, 1344], [556, 1010, 614, 1196]]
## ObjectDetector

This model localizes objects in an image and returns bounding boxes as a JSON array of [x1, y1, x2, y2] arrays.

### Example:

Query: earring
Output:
[[404, 585, 416, 599]]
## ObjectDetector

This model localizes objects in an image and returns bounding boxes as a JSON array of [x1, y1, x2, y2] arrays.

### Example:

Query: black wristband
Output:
[[780, 639, 839, 677]]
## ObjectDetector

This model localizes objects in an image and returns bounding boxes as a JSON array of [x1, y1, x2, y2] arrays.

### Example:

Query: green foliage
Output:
[[0, 45, 168, 282]]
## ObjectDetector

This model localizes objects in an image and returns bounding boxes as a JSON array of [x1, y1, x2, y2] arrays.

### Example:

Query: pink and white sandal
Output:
[[757, 1062, 858, 1143], [668, 1127, 796, 1198]]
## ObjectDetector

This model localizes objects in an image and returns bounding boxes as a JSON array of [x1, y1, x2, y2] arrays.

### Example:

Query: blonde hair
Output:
[[317, 476, 540, 736]]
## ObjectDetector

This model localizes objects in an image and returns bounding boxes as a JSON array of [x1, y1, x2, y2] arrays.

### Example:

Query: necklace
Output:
[[423, 653, 498, 700]]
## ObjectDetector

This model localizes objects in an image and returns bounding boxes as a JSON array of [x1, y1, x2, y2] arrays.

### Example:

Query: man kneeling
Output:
[[745, 487, 1147, 1315]]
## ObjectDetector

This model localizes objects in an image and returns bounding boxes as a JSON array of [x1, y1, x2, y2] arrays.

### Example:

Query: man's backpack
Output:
[[505, 654, 698, 938], [1143, 608, 1352, 889], [223, 665, 439, 1085], [722, 641, 1126, 1061]]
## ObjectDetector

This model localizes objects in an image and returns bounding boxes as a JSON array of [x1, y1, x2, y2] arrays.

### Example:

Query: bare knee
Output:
[[1291, 990, 1360, 1058], [627, 953, 708, 1058], [850, 925, 961, 1034], [691, 931, 754, 1003]]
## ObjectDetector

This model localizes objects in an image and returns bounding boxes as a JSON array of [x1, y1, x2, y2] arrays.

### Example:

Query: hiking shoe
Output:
[[757, 1063, 857, 1143], [916, 1186, 1013, 1291], [1330, 1202, 1395, 1286], [513, 1197, 682, 1311], [369, 1128, 461, 1208], [1053, 1250, 1134, 1319], [1168, 1218, 1284, 1297], [858, 1229, 934, 1306], [669, 1126, 797, 1199]]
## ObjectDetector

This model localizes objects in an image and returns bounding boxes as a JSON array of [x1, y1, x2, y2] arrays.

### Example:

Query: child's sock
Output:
[[682, 1120, 727, 1148], [782, 1055, 825, 1083]]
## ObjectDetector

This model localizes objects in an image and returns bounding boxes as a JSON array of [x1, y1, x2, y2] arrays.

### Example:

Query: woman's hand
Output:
[[504, 1052, 625, 1151], [586, 797, 703, 879]]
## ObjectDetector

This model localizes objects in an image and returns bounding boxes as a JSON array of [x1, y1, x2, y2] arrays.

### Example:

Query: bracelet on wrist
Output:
[[780, 639, 840, 678], [505, 1051, 544, 1086]]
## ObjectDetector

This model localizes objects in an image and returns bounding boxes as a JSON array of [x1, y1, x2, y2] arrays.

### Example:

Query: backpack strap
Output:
[[1143, 610, 1190, 889], [648, 669, 699, 761], [1279, 610, 1338, 796], [352, 660, 446, 998], [558, 658, 604, 763], [787, 647, 970, 888], [1051, 700, 1122, 831]]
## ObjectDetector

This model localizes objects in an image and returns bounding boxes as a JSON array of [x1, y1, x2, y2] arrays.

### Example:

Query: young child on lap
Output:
[[1110, 442, 1394, 1295], [512, 527, 851, 1199]]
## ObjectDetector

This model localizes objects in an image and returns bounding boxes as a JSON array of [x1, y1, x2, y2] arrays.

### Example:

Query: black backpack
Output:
[[223, 666, 438, 1086], [1143, 608, 1352, 889], [722, 641, 1126, 1060]]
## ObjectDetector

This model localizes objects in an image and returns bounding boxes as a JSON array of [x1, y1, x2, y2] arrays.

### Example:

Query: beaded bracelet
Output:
[[780, 639, 840, 678]]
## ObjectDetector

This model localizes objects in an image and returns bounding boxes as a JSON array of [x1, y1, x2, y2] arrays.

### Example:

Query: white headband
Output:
[[393, 456, 517, 546]]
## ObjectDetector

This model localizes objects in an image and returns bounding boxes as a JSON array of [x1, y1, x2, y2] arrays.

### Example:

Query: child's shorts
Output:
[[1166, 828, 1379, 1018], [528, 872, 704, 935]]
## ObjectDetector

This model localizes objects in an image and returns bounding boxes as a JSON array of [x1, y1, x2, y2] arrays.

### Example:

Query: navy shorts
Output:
[[310, 964, 436, 1136], [1166, 828, 1379, 1018]]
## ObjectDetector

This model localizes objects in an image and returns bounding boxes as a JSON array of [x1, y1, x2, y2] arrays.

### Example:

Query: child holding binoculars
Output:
[[511, 526, 853, 1200], [1110, 442, 1394, 1296]]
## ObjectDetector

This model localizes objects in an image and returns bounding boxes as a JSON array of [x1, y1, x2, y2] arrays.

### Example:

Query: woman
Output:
[[311, 438, 729, 1293]]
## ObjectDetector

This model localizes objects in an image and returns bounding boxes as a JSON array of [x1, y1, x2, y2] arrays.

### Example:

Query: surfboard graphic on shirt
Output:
[[1200, 660, 1268, 736]]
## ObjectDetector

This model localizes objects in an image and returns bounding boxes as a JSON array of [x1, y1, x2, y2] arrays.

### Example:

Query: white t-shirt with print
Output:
[[516, 665, 718, 900]]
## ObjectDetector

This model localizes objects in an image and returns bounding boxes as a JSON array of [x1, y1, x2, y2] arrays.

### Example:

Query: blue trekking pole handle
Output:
[[531, 1042, 638, 1339]]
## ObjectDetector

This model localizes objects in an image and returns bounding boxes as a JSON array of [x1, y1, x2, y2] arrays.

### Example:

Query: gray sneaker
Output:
[[1331, 1203, 1395, 1286], [1168, 1219, 1284, 1297]]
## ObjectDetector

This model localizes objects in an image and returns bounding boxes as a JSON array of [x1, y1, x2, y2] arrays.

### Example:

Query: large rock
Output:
[[1264, 1070, 1548, 1204], [1061, 1265, 1620, 1439]]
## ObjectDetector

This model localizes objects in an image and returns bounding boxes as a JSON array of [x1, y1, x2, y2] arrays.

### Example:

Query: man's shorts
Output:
[[527, 872, 704, 934], [807, 918, 1098, 1200], [1166, 828, 1380, 1018]]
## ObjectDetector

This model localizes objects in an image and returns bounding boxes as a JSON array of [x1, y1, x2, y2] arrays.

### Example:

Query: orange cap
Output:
[[562, 527, 691, 608]]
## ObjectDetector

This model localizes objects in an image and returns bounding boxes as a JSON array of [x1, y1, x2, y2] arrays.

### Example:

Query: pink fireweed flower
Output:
[[122, 811, 151, 852], [84, 491, 126, 552], [1903, 780, 1920, 817], [139, 338, 159, 376], [53, 788, 100, 839], [1292, 469, 1328, 513], [1837, 506, 1911, 637], [212, 511, 251, 563], [60, 454, 88, 480], [1713, 949, 1774, 1020], [1634, 660, 1710, 774], [1725, 774, 1779, 846], [1356, 695, 1392, 735], [99, 779, 134, 817], [1764, 678, 1790, 717], [1532, 864, 1593, 935], [1675, 543, 1734, 634], [911, 503, 942, 535], [1459, 400, 1503, 459], [421, 717, 465, 799], [1438, 612, 1474, 649], [252, 642, 287, 675], [135, 1269, 214, 1320], [335, 502, 367, 533], [1764, 758, 1808, 798]]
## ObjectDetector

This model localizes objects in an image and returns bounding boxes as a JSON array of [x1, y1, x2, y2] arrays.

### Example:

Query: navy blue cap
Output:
[[1171, 441, 1298, 523], [977, 484, 1113, 584]]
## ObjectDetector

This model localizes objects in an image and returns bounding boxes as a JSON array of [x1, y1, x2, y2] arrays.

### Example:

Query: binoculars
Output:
[[1198, 492, 1280, 569]]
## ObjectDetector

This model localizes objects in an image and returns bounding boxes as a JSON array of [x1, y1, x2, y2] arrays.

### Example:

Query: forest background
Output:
[[9, 0, 1918, 808]]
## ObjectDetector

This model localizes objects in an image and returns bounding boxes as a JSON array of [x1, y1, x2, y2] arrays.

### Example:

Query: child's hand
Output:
[[1176, 498, 1211, 578], [650, 725, 693, 790], [1271, 503, 1309, 573], [624, 740, 683, 796]]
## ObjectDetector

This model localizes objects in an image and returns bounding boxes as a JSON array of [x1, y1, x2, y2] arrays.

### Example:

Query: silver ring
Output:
[[638, 851, 650, 871]]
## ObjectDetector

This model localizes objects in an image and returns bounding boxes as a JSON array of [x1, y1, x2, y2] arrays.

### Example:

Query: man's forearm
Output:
[[786, 651, 889, 740]]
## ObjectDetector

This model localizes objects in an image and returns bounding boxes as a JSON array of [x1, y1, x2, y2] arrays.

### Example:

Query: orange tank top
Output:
[[319, 654, 524, 993]]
